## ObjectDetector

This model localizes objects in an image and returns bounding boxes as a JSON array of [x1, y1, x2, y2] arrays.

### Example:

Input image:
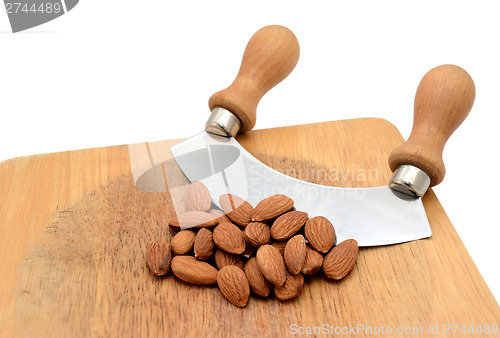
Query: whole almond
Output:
[[252, 194, 294, 222], [256, 245, 287, 286], [168, 211, 218, 230], [301, 245, 324, 275], [217, 265, 251, 308], [284, 235, 306, 275], [304, 216, 336, 253], [244, 257, 272, 297], [146, 241, 172, 276], [171, 230, 196, 255], [171, 255, 218, 285], [185, 181, 212, 212], [270, 240, 288, 255], [274, 273, 304, 301], [219, 194, 254, 226], [213, 222, 246, 254], [194, 228, 215, 260], [215, 249, 245, 270], [244, 222, 271, 247], [209, 209, 232, 224], [271, 211, 308, 240], [323, 239, 358, 280]]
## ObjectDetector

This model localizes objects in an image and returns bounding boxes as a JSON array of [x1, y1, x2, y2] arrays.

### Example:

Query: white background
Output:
[[1, 1, 499, 303]]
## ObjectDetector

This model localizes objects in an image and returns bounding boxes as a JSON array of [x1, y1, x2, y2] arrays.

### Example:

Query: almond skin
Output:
[[301, 245, 324, 275], [244, 257, 272, 297], [213, 222, 246, 254], [194, 228, 215, 260], [270, 211, 308, 240], [304, 216, 336, 253], [244, 222, 271, 247], [168, 211, 218, 230], [274, 273, 304, 301], [146, 241, 172, 276], [284, 235, 306, 275], [185, 181, 212, 212], [323, 239, 358, 280], [217, 265, 251, 308], [252, 194, 294, 222], [171, 230, 196, 255], [171, 255, 218, 285], [209, 209, 232, 224], [256, 245, 287, 286], [215, 249, 245, 270], [219, 194, 254, 226]]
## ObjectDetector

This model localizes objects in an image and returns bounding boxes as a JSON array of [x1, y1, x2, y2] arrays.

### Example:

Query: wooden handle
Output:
[[388, 65, 475, 186], [208, 25, 300, 132]]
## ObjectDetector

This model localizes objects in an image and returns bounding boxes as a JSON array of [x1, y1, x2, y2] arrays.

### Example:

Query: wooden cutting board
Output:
[[0, 118, 498, 337]]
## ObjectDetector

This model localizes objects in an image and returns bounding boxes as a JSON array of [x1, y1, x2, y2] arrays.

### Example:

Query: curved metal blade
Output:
[[171, 132, 431, 247]]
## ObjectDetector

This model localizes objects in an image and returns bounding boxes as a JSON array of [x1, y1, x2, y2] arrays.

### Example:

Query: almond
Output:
[[323, 239, 358, 280], [274, 273, 304, 301], [209, 209, 232, 224], [146, 241, 172, 276], [215, 249, 245, 270], [168, 211, 218, 230], [284, 235, 306, 275], [171, 230, 196, 255], [270, 240, 288, 255], [171, 255, 218, 285], [217, 265, 250, 307], [304, 216, 336, 253], [217, 265, 251, 307], [244, 257, 272, 297], [256, 245, 287, 286], [194, 228, 215, 260], [244, 222, 271, 247], [219, 194, 254, 226], [301, 245, 324, 275], [185, 181, 212, 212], [270, 211, 308, 240], [252, 194, 294, 222], [213, 222, 246, 254]]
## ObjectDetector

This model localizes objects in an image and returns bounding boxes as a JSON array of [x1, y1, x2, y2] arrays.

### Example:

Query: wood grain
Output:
[[0, 146, 131, 336], [0, 119, 498, 337]]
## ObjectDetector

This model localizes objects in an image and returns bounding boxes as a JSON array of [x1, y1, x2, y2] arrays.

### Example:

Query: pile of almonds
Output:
[[146, 181, 359, 308]]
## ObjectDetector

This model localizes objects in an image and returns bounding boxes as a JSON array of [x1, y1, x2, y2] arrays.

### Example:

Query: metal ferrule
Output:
[[205, 108, 241, 138], [389, 165, 431, 198]]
